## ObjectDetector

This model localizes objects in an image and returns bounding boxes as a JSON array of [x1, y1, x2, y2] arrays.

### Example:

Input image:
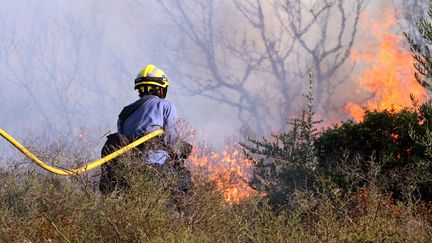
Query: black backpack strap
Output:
[[117, 96, 156, 133]]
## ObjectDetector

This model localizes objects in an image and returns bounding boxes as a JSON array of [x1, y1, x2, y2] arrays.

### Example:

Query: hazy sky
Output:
[[0, 0, 242, 152]]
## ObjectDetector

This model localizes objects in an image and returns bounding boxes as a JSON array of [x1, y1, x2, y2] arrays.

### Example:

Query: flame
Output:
[[391, 133, 399, 141], [345, 8, 428, 122], [187, 145, 255, 204]]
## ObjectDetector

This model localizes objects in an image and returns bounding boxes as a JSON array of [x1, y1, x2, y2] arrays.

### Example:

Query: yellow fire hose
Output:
[[0, 128, 164, 176]]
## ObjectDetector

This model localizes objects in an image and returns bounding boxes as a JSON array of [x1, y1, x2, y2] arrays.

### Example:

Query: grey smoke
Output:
[[0, 0, 426, 159]]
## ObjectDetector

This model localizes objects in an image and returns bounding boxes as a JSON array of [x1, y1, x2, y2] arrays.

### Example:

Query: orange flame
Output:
[[187, 145, 255, 204], [345, 9, 428, 122]]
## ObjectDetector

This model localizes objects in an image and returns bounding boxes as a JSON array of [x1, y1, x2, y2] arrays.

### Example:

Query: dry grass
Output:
[[0, 142, 431, 242]]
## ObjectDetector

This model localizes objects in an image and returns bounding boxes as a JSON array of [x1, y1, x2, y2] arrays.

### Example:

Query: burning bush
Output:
[[1, 101, 432, 241], [316, 106, 432, 202], [187, 144, 256, 204], [346, 8, 428, 121]]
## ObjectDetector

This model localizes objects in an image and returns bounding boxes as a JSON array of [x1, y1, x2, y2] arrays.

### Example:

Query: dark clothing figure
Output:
[[99, 64, 193, 196], [99, 132, 193, 195]]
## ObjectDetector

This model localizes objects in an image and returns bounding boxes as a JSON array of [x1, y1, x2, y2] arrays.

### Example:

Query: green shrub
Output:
[[315, 105, 432, 201], [1, 132, 431, 241], [242, 75, 321, 208]]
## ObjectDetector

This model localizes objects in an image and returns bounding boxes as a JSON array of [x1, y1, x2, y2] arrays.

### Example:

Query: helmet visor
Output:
[[134, 77, 169, 89]]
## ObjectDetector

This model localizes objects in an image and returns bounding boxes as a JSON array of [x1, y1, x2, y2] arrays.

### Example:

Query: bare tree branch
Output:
[[157, 0, 365, 134]]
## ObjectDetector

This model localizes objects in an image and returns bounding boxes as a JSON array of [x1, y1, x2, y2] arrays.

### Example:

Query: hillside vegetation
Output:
[[1, 86, 432, 242], [3, 1, 432, 241], [0, 150, 431, 242]]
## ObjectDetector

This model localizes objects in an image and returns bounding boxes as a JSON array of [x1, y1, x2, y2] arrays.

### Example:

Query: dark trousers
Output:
[[99, 133, 193, 196]]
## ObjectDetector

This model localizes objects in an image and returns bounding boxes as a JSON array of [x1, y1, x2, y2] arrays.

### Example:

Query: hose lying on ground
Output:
[[0, 128, 164, 176]]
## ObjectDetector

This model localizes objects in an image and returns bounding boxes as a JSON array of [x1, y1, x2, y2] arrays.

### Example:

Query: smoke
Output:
[[0, 0, 427, 159]]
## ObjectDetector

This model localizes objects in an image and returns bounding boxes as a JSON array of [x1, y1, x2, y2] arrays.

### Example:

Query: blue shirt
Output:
[[118, 95, 178, 164]]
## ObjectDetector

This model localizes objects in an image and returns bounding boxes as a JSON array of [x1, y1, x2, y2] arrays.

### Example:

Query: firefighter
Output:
[[99, 64, 193, 196]]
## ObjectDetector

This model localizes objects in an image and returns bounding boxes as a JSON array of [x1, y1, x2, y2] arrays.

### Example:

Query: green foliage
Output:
[[405, 0, 432, 90], [242, 75, 321, 208], [315, 105, 432, 201], [0, 164, 431, 242], [243, 74, 432, 206], [404, 2, 432, 202], [1, 117, 432, 241]]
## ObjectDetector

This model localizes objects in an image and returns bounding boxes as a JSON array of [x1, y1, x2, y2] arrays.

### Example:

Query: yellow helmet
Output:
[[134, 64, 169, 90]]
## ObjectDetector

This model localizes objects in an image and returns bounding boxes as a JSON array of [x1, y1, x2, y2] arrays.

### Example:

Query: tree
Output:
[[159, 0, 365, 134], [242, 75, 321, 208], [0, 14, 84, 137], [159, 0, 270, 132], [405, 0, 432, 90], [0, 1, 127, 140], [233, 0, 364, 114], [393, 0, 429, 46]]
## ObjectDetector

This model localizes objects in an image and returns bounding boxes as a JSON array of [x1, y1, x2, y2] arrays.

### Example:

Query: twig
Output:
[[50, 220, 71, 243], [107, 218, 123, 240], [100, 130, 112, 139], [40, 212, 71, 243], [1, 217, 11, 231]]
